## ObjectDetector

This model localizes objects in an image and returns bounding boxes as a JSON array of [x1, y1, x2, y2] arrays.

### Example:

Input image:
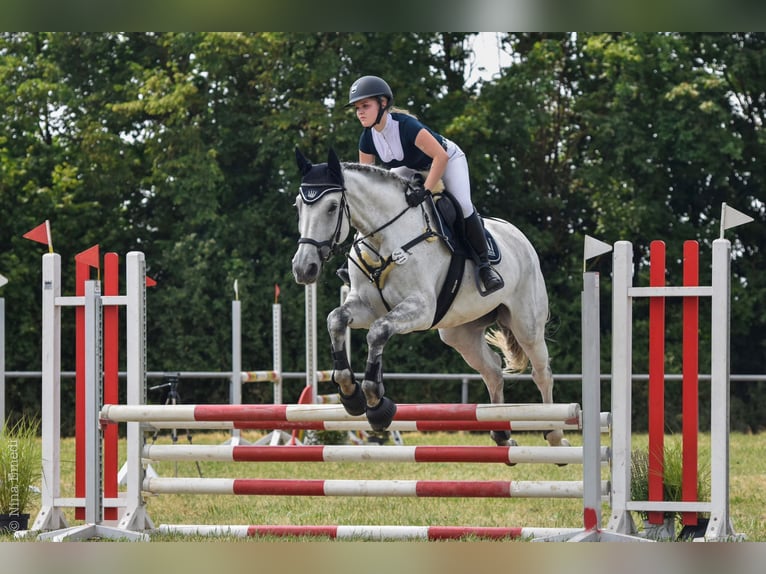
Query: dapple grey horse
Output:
[[291, 148, 567, 448]]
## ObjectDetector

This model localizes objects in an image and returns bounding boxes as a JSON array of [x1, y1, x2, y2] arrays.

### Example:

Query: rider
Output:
[[340, 74, 503, 294]]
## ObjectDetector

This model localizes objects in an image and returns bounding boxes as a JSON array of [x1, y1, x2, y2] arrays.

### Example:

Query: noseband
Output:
[[297, 183, 349, 262]]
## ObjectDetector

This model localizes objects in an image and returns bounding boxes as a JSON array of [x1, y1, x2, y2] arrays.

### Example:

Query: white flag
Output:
[[720, 203, 754, 237], [584, 235, 613, 265], [0, 273, 7, 288]]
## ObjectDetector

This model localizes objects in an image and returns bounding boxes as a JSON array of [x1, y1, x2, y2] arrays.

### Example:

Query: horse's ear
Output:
[[295, 147, 312, 176], [327, 148, 343, 181]]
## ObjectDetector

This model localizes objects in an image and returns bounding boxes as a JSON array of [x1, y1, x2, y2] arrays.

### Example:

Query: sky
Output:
[[466, 32, 512, 85]]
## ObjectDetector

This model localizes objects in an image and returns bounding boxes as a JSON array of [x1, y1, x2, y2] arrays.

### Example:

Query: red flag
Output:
[[145, 276, 157, 287], [23, 220, 53, 252], [274, 283, 281, 304], [75, 244, 100, 271]]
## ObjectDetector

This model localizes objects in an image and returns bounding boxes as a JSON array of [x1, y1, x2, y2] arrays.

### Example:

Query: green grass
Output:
[[4, 430, 765, 542]]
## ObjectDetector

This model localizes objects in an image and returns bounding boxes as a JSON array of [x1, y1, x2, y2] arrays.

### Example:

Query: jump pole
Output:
[[140, 416, 606, 433], [101, 402, 581, 423], [141, 444, 607, 465], [158, 524, 584, 541], [144, 477, 607, 499]]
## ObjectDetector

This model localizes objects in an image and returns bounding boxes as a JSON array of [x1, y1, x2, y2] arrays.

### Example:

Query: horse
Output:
[[291, 148, 567, 448]]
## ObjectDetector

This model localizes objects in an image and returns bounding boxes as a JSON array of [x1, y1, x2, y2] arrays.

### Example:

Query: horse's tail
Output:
[[485, 326, 529, 373]]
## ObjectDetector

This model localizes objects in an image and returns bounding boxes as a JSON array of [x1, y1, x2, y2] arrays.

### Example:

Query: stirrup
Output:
[[477, 265, 504, 297]]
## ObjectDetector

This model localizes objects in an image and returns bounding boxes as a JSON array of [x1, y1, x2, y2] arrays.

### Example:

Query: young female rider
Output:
[[344, 75, 503, 294]]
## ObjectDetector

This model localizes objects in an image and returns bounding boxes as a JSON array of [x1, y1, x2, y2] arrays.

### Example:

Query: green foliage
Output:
[[1, 33, 765, 433], [631, 439, 711, 523], [0, 416, 41, 514]]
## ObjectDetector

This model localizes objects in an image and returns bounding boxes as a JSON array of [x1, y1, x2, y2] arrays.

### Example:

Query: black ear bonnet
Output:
[[295, 147, 344, 204]]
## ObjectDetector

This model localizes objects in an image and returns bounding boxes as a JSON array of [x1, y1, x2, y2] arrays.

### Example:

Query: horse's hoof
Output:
[[337, 381, 366, 416], [505, 439, 519, 467], [543, 430, 571, 466], [542, 429, 567, 445], [365, 397, 397, 431], [555, 437, 571, 466], [490, 430, 511, 445], [491, 431, 518, 466]]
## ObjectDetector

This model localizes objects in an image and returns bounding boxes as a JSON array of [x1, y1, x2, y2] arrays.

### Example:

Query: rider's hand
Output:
[[405, 174, 429, 207]]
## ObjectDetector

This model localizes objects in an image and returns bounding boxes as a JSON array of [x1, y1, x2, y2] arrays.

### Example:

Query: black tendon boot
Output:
[[464, 211, 504, 295]]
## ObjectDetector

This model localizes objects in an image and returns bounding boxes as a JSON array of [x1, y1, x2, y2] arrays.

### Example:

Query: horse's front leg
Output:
[[361, 297, 432, 430], [327, 301, 369, 416]]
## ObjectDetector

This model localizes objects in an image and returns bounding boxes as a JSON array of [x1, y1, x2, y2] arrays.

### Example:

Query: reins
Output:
[[346, 182, 445, 312]]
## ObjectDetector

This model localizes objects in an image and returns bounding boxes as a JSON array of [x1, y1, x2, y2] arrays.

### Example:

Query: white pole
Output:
[[305, 283, 317, 402], [607, 241, 636, 535], [230, 295, 242, 443], [32, 253, 66, 531], [272, 302, 282, 404], [83, 280, 102, 525], [581, 271, 602, 532], [707, 238, 734, 539], [118, 251, 154, 532]]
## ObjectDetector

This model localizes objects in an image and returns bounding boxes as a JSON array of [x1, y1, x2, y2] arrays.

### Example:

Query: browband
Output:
[[299, 184, 344, 204]]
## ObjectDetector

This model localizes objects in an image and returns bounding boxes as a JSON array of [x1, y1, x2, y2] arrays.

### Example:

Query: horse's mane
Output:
[[342, 162, 444, 193], [341, 162, 408, 186]]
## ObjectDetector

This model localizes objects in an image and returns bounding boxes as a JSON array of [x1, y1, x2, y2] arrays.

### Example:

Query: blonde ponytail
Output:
[[390, 106, 418, 119]]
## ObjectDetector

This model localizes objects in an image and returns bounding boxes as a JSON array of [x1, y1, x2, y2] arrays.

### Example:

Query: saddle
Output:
[[426, 190, 502, 326], [345, 183, 502, 328], [429, 191, 501, 265]]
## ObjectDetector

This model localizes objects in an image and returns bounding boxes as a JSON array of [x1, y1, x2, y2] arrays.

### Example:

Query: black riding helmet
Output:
[[348, 75, 393, 126]]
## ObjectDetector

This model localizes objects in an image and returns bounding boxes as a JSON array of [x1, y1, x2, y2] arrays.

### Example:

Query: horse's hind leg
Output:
[[525, 339, 567, 447], [438, 322, 517, 448], [498, 306, 568, 447]]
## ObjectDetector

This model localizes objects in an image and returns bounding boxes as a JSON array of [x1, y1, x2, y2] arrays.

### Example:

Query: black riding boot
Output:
[[336, 259, 350, 285], [464, 211, 504, 295]]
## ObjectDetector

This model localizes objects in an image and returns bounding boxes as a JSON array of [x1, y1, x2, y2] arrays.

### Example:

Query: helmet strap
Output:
[[374, 96, 390, 126]]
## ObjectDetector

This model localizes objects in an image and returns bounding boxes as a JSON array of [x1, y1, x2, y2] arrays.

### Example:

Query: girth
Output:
[[346, 194, 471, 328]]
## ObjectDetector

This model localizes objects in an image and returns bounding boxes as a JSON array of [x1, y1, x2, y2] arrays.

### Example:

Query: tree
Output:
[[1, 33, 764, 432]]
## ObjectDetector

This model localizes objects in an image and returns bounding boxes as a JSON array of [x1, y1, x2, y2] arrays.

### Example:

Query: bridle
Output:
[[296, 183, 349, 262], [296, 173, 445, 311]]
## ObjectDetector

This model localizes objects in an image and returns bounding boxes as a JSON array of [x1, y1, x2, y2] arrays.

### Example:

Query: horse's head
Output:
[[291, 147, 352, 285]]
